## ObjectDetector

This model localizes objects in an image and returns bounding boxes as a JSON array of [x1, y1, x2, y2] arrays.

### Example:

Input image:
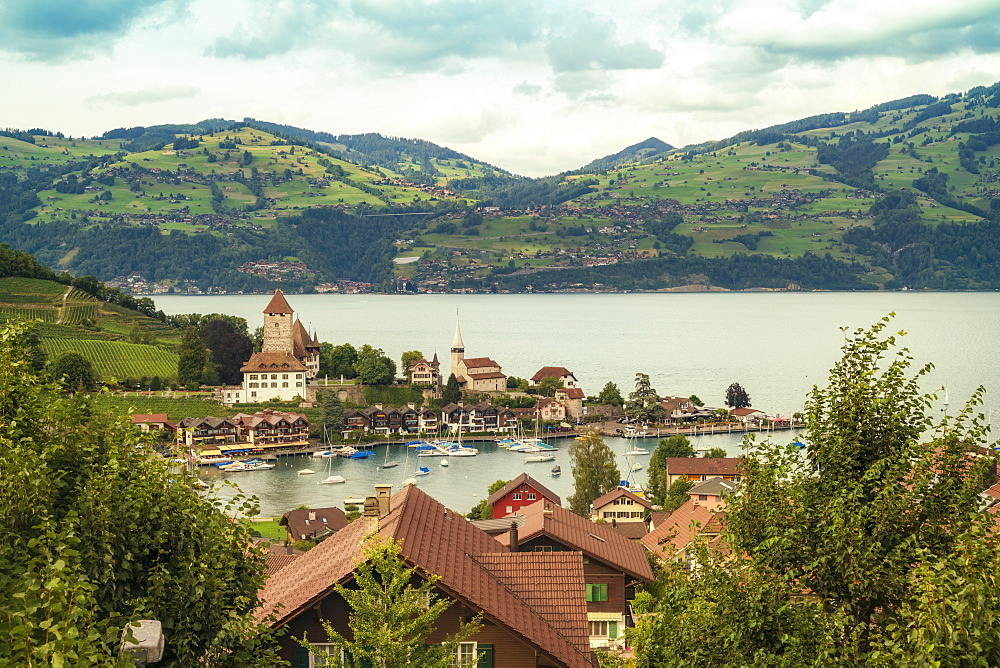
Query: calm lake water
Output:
[[154, 291, 1000, 515]]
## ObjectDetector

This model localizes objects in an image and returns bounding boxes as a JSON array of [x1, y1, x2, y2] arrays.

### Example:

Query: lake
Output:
[[153, 291, 999, 514]]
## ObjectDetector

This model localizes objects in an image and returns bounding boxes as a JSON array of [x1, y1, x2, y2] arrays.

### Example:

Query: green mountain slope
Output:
[[2, 81, 1000, 291]]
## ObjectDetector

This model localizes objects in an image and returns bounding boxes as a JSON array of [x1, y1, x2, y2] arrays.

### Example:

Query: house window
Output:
[[589, 621, 618, 638], [271, 374, 278, 380], [527, 492, 536, 500], [530, 545, 557, 552], [296, 374, 303, 379], [282, 374, 289, 380], [452, 641, 477, 666], [282, 382, 289, 388], [308, 643, 344, 666], [512, 493, 521, 500], [698, 494, 708, 501], [586, 583, 609, 602], [249, 374, 257, 380], [250, 391, 257, 398], [249, 382, 258, 388]]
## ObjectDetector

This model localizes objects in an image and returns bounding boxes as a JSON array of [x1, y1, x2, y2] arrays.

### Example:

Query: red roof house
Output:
[[488, 473, 562, 519]]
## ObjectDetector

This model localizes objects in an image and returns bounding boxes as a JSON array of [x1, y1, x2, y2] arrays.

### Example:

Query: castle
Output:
[[220, 290, 320, 405]]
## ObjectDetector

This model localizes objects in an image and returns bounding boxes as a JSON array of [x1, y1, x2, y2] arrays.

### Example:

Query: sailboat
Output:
[[319, 452, 346, 484], [381, 442, 399, 469]]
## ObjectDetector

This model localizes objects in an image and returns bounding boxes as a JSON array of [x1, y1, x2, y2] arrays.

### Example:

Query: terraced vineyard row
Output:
[[61, 301, 97, 324], [41, 339, 179, 381], [0, 306, 58, 322]]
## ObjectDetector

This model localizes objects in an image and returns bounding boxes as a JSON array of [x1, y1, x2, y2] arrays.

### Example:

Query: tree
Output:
[[316, 390, 346, 433], [303, 537, 480, 667], [201, 318, 253, 385], [49, 350, 96, 390], [567, 430, 620, 516], [597, 381, 625, 407], [21, 323, 47, 372], [646, 435, 694, 506], [442, 373, 461, 404], [688, 394, 704, 407], [627, 373, 663, 424], [177, 325, 210, 388], [661, 478, 694, 513], [321, 342, 359, 379], [465, 479, 509, 520], [354, 344, 396, 385], [400, 350, 423, 380], [506, 376, 529, 391], [0, 321, 280, 666], [704, 447, 727, 458], [536, 375, 563, 397], [633, 316, 996, 664], [724, 382, 751, 409]]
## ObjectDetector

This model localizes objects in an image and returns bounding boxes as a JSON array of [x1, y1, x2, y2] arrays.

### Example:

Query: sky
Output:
[[3, 0, 1000, 177]]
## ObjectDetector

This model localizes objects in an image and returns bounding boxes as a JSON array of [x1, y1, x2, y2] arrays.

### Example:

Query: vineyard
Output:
[[0, 306, 58, 322], [0, 277, 66, 302], [95, 395, 322, 425], [40, 339, 179, 380]]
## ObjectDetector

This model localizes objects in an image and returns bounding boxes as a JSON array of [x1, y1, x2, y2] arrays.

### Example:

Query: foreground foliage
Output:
[[632, 315, 999, 666], [0, 321, 280, 666]]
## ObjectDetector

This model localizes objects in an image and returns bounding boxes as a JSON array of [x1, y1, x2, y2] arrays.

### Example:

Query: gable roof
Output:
[[291, 319, 319, 357], [665, 457, 744, 477], [606, 521, 651, 540], [729, 407, 763, 416], [531, 366, 576, 382], [240, 351, 308, 373], [687, 478, 740, 497], [131, 413, 170, 424], [258, 485, 594, 667], [556, 388, 586, 400], [279, 507, 349, 541], [640, 499, 720, 559], [463, 356, 501, 369], [592, 488, 653, 510], [487, 473, 562, 507], [263, 289, 294, 314], [498, 501, 654, 583]]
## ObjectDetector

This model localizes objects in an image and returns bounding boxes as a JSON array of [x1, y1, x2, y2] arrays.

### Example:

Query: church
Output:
[[450, 314, 507, 393], [220, 290, 320, 405]]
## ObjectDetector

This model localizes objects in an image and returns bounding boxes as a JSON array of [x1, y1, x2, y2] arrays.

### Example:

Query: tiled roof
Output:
[[557, 388, 586, 400], [265, 553, 299, 577], [498, 500, 654, 583], [131, 413, 169, 424], [463, 357, 501, 369], [263, 289, 294, 314], [279, 507, 349, 542], [471, 552, 590, 655], [240, 352, 308, 373], [984, 481, 1000, 501], [648, 511, 672, 530], [531, 366, 576, 382], [606, 522, 651, 540], [470, 515, 525, 535], [467, 371, 506, 380], [291, 319, 318, 358], [687, 478, 740, 497], [729, 407, 763, 416], [665, 457, 743, 476], [592, 488, 653, 510], [640, 499, 720, 559], [487, 473, 562, 507], [177, 416, 235, 429], [258, 486, 595, 668]]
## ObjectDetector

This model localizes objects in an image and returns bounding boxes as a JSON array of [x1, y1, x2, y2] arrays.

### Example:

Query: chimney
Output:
[[374, 484, 392, 518], [308, 511, 316, 521], [509, 521, 519, 552], [612, 518, 617, 528], [375, 403, 383, 410], [362, 496, 381, 532]]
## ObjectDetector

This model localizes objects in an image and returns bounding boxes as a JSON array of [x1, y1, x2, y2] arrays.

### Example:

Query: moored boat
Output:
[[319, 475, 346, 484]]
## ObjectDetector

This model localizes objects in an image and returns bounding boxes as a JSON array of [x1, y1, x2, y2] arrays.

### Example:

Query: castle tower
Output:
[[450, 312, 465, 380], [261, 289, 295, 354]]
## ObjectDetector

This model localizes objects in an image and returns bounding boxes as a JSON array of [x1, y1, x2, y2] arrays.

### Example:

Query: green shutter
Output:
[[597, 583, 609, 601], [585, 584, 594, 602], [291, 645, 310, 668], [477, 644, 494, 668], [608, 622, 618, 639]]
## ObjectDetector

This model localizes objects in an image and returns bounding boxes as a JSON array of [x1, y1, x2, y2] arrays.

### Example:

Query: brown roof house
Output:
[[258, 484, 597, 667], [408, 353, 441, 386], [686, 478, 739, 512], [531, 367, 579, 388], [640, 499, 726, 570], [494, 500, 655, 650], [664, 457, 744, 487], [554, 387, 586, 420], [279, 506, 349, 543]]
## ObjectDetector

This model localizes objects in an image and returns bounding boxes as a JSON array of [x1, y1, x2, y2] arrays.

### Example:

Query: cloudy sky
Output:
[[3, 0, 1000, 176]]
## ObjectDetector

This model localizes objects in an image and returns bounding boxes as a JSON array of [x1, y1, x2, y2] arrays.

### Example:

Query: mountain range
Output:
[[3, 79, 1000, 292]]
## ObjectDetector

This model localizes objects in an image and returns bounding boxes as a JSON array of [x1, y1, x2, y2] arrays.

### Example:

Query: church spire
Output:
[[451, 310, 465, 352]]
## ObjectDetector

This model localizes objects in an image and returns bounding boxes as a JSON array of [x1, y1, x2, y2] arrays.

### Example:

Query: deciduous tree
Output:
[[646, 435, 694, 506], [536, 375, 563, 397], [321, 342, 359, 379], [724, 382, 751, 409], [597, 381, 625, 407], [400, 350, 423, 380], [567, 430, 620, 516], [49, 350, 96, 390], [354, 344, 396, 385]]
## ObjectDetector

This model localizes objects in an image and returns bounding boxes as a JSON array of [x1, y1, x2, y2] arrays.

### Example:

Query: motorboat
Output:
[[550, 465, 561, 476], [525, 453, 556, 463], [440, 458, 449, 467], [298, 468, 316, 475], [625, 448, 650, 456], [414, 466, 431, 476], [319, 475, 346, 484]]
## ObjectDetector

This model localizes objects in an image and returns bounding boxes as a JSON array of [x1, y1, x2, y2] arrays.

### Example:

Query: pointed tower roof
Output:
[[263, 289, 294, 314], [451, 311, 465, 351]]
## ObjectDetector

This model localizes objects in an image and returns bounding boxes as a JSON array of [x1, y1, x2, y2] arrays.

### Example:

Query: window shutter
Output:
[[477, 644, 494, 667], [599, 583, 609, 601], [585, 584, 594, 602], [608, 622, 618, 639], [291, 645, 310, 668]]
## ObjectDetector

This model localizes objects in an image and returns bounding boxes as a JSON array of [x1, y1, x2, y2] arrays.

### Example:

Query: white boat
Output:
[[343, 497, 366, 506], [298, 468, 316, 475], [312, 450, 337, 458], [446, 447, 478, 457], [626, 448, 650, 456], [400, 477, 418, 486], [525, 453, 556, 463], [319, 475, 346, 484], [631, 463, 643, 471], [414, 466, 431, 476], [440, 458, 449, 467]]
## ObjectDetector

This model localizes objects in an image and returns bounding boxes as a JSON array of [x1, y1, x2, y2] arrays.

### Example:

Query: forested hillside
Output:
[[2, 80, 1000, 291]]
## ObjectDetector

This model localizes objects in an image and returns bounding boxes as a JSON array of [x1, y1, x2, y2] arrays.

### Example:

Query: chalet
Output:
[[664, 457, 743, 487], [130, 413, 174, 433], [536, 397, 567, 422], [640, 499, 726, 569], [494, 500, 655, 649], [175, 416, 239, 451], [531, 367, 578, 388], [591, 488, 651, 523], [488, 473, 562, 519], [258, 485, 596, 667], [408, 354, 441, 386], [344, 404, 438, 435], [231, 409, 310, 448], [657, 396, 704, 422], [279, 506, 348, 543], [686, 478, 739, 511]]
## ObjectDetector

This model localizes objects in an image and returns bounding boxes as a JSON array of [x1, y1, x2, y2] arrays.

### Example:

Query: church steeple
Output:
[[450, 311, 465, 381]]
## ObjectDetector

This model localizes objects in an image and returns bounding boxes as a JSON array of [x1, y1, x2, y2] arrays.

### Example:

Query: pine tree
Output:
[[442, 373, 461, 404], [177, 326, 210, 388]]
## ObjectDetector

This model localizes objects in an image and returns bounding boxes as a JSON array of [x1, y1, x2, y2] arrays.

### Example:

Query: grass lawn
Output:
[[248, 518, 286, 542]]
